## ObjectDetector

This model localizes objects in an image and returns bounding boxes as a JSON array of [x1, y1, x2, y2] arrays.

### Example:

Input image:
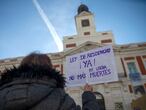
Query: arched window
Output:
[[93, 92, 106, 110]]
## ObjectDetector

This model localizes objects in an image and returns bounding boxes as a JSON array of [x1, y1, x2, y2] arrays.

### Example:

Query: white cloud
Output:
[[32, 0, 63, 52]]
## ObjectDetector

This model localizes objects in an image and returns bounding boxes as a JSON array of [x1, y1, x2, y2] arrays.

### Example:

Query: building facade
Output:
[[0, 4, 146, 110]]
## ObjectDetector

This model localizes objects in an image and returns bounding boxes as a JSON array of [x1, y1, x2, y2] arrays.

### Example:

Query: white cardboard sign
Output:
[[65, 45, 118, 87]]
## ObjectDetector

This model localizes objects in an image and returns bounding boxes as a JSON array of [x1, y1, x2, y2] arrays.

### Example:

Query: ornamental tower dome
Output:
[[75, 4, 96, 36], [77, 4, 90, 14]]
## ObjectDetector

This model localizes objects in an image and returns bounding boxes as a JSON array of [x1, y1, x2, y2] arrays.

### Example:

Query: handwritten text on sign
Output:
[[66, 45, 118, 87]]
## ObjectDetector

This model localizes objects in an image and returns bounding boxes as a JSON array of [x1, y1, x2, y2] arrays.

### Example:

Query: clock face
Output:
[[81, 19, 90, 27]]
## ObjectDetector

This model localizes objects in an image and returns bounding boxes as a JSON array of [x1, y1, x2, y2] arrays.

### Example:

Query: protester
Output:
[[0, 53, 99, 110]]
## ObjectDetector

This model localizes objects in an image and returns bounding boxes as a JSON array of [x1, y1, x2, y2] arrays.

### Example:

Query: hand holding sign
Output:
[[84, 84, 93, 92]]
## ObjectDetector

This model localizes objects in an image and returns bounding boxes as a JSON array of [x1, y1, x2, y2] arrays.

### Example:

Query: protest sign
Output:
[[65, 45, 118, 87]]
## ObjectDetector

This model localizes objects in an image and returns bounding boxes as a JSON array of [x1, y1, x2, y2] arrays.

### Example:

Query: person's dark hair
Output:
[[20, 53, 53, 68], [0, 53, 65, 88]]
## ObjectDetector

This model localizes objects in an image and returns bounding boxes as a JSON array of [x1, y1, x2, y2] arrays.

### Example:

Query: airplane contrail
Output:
[[32, 0, 63, 52]]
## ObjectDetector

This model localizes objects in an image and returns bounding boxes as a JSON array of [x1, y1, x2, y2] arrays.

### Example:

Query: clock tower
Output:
[[75, 4, 96, 37], [63, 4, 115, 51]]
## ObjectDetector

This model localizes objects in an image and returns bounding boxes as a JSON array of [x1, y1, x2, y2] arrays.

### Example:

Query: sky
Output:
[[0, 0, 146, 59]]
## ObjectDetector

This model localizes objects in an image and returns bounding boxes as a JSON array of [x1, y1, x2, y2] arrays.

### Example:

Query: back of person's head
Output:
[[20, 52, 53, 68], [0, 52, 65, 88], [20, 53, 65, 88]]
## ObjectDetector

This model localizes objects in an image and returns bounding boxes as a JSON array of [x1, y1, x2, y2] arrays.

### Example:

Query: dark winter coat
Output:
[[0, 65, 100, 110]]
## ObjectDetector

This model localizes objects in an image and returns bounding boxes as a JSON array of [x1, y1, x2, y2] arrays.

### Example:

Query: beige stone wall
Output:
[[0, 43, 146, 110]]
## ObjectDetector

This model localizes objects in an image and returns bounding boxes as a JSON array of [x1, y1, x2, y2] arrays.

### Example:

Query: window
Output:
[[138, 43, 146, 47], [102, 32, 108, 35], [66, 43, 76, 48], [127, 62, 138, 73], [0, 60, 4, 63], [10, 58, 17, 62], [93, 92, 105, 109], [68, 37, 74, 39], [128, 85, 133, 93], [144, 83, 146, 89], [127, 62, 141, 81], [133, 85, 145, 95], [84, 32, 90, 35], [142, 55, 146, 59], [81, 19, 90, 27], [101, 39, 112, 43]]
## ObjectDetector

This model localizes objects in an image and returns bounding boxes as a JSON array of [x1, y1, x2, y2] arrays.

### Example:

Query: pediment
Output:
[[63, 41, 105, 57], [49, 41, 119, 59]]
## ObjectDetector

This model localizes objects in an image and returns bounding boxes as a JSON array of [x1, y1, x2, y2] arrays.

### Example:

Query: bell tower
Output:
[[75, 4, 96, 36]]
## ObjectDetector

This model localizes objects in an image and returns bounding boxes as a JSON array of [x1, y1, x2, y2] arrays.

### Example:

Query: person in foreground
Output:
[[0, 53, 99, 110]]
